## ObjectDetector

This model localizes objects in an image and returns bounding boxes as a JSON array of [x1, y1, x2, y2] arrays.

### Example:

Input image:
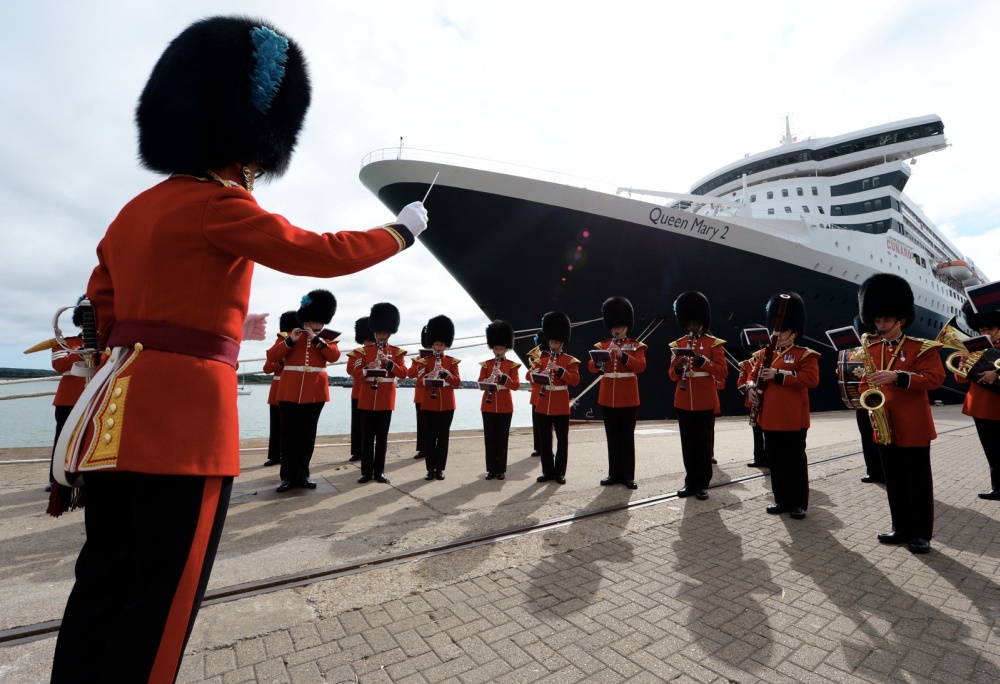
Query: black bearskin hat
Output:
[[766, 292, 806, 337], [368, 302, 400, 335], [425, 315, 455, 347], [486, 320, 515, 348], [859, 273, 915, 329], [354, 317, 372, 345], [541, 311, 571, 343], [602, 297, 634, 330], [71, 294, 87, 328], [278, 310, 298, 333], [673, 291, 711, 329], [962, 300, 1000, 333], [297, 289, 335, 325], [136, 15, 311, 177]]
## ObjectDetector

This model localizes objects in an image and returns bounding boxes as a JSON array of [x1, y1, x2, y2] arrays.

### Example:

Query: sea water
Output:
[[0, 381, 535, 449]]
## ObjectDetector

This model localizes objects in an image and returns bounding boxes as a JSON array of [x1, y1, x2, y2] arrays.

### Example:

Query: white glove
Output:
[[395, 201, 428, 238], [242, 313, 269, 341]]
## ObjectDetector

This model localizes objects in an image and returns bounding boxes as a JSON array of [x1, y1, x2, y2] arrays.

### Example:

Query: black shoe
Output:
[[600, 477, 618, 486], [747, 461, 767, 468], [877, 531, 908, 545], [790, 507, 806, 520], [435, 471, 445, 481], [425, 471, 435, 481], [375, 474, 390, 484], [348, 456, 361, 462], [537, 475, 553, 483], [297, 479, 317, 489], [276, 480, 293, 493], [677, 487, 695, 498], [357, 475, 372, 484], [624, 481, 638, 490], [413, 452, 423, 459], [861, 475, 884, 484], [766, 504, 785, 515], [485, 472, 496, 480], [263, 459, 280, 467], [979, 489, 1000, 500], [496, 473, 505, 480], [908, 538, 931, 554], [555, 476, 566, 485], [711, 458, 718, 464], [531, 451, 541, 457], [695, 489, 709, 501], [44, 483, 53, 493]]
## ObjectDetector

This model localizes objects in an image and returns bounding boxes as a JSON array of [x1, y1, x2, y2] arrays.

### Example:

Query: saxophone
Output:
[[858, 332, 893, 445]]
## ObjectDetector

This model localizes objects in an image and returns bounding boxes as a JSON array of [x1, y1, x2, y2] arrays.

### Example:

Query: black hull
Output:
[[375, 181, 963, 421]]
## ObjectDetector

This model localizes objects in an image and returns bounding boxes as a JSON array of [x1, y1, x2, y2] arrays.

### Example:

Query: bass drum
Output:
[[837, 347, 865, 409]]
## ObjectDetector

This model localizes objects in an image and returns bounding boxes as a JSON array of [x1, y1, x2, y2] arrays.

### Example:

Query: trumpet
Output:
[[936, 316, 1000, 394], [859, 332, 894, 445]]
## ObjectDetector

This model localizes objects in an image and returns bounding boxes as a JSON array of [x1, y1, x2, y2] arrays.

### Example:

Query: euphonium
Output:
[[936, 316, 1000, 394], [859, 332, 893, 445]]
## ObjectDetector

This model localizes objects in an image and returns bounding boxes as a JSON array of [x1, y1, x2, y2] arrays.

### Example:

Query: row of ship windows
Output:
[[750, 187, 819, 201], [766, 206, 825, 215]]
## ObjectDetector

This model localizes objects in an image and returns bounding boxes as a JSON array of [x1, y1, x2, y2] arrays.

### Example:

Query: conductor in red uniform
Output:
[[747, 292, 819, 520], [267, 289, 340, 492], [589, 297, 647, 489], [529, 311, 581, 484], [954, 301, 1000, 499], [479, 320, 521, 480], [50, 16, 428, 684], [262, 310, 299, 468]]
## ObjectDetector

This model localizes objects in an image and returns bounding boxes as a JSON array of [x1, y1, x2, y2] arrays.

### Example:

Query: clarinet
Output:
[[485, 355, 503, 404], [678, 331, 695, 391], [371, 340, 385, 390], [429, 351, 443, 399], [538, 351, 558, 398]]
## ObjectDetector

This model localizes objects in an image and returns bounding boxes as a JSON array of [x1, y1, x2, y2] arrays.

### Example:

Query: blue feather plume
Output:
[[249, 27, 289, 113]]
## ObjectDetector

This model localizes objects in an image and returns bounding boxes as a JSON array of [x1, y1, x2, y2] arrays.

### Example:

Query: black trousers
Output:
[[52, 472, 232, 684], [422, 409, 455, 473], [49, 404, 74, 483], [349, 398, 361, 458], [266, 404, 282, 464], [278, 401, 324, 483], [677, 408, 714, 490], [482, 412, 513, 474], [531, 409, 543, 453], [414, 402, 424, 455], [602, 405, 637, 481], [974, 417, 1000, 489], [878, 443, 934, 540], [360, 410, 393, 478], [752, 424, 766, 464], [537, 413, 569, 478], [855, 409, 884, 480], [764, 429, 809, 510]]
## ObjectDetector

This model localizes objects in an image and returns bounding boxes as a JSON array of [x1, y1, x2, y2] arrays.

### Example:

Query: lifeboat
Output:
[[935, 260, 974, 282]]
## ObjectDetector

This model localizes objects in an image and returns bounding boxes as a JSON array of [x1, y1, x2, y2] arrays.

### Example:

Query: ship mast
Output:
[[779, 115, 794, 146]]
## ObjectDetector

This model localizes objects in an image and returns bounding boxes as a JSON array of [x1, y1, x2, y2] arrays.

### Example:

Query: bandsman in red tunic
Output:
[[528, 311, 581, 484], [737, 354, 767, 468], [747, 292, 819, 520], [858, 274, 944, 553], [668, 292, 728, 500], [357, 302, 408, 484], [479, 320, 521, 480], [407, 326, 432, 460], [267, 290, 340, 492], [50, 17, 428, 683], [954, 301, 1000, 499], [262, 310, 299, 468], [418, 316, 462, 480], [589, 297, 647, 489], [526, 332, 545, 458], [345, 316, 374, 463]]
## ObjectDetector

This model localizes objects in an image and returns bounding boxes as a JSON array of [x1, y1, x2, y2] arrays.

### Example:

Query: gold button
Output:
[[113, 388, 122, 398], [108, 403, 117, 414], [102, 434, 112, 444], [105, 418, 115, 429], [134, 342, 144, 352]]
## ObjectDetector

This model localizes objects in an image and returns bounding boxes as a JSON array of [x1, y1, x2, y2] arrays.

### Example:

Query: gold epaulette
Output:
[[800, 347, 821, 358], [593, 342, 604, 349], [452, 357, 462, 365], [565, 355, 581, 365], [278, 332, 290, 339], [668, 340, 679, 349], [510, 362, 521, 370], [711, 338, 726, 347], [913, 338, 943, 357]]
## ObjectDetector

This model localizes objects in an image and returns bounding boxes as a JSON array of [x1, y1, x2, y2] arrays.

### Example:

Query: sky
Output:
[[2, 0, 999, 373]]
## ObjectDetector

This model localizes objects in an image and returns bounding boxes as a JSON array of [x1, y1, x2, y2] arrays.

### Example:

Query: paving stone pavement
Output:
[[2, 407, 999, 683]]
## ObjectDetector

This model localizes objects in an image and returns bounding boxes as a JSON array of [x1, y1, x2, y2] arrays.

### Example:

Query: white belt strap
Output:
[[603, 372, 635, 379], [283, 365, 327, 373], [544, 385, 569, 391], [688, 371, 711, 378]]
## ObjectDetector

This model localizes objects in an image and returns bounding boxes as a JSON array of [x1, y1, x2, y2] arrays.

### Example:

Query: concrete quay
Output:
[[1, 404, 999, 682]]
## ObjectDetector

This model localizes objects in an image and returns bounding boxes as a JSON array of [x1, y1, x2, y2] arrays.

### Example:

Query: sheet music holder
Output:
[[477, 382, 499, 392], [589, 349, 611, 364], [530, 372, 550, 385], [742, 327, 771, 347], [363, 368, 388, 378], [423, 377, 446, 388], [672, 347, 695, 357], [418, 348, 433, 358], [825, 326, 863, 352], [964, 335, 994, 353]]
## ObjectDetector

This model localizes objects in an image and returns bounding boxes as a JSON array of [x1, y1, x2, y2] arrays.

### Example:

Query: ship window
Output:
[[782, 189, 789, 197], [864, 201, 872, 212], [818, 206, 825, 214], [802, 206, 810, 213], [785, 206, 792, 213], [877, 221, 885, 231], [873, 176, 881, 188], [874, 199, 882, 210], [812, 187, 818, 196], [767, 191, 774, 199], [796, 187, 804, 196], [866, 223, 874, 231], [750, 194, 756, 202], [832, 206, 842, 216], [862, 179, 870, 190], [767, 208, 775, 215]]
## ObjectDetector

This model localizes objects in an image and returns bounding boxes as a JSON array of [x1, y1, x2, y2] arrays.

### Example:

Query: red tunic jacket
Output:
[[262, 336, 284, 406], [956, 340, 1000, 420], [346, 348, 367, 401], [667, 334, 728, 412], [417, 354, 462, 412], [736, 356, 756, 410], [528, 353, 581, 416], [526, 345, 543, 408], [856, 336, 944, 446], [267, 332, 341, 404], [587, 338, 647, 408], [408, 354, 430, 405], [748, 344, 820, 431], [356, 343, 408, 411], [51, 336, 87, 407], [478, 357, 522, 413], [81, 175, 410, 477]]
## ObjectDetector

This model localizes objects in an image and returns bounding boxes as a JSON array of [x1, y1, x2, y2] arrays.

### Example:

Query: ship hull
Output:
[[368, 175, 958, 421]]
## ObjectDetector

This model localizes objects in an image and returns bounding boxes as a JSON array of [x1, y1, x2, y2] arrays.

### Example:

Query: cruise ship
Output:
[[359, 115, 986, 419]]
